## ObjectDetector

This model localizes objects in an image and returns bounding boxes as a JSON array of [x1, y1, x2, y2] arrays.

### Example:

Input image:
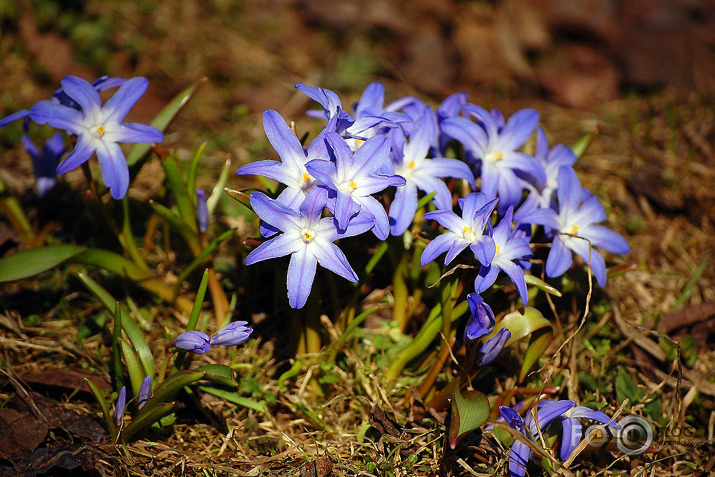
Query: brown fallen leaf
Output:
[[300, 457, 333, 477], [369, 404, 402, 438], [0, 408, 49, 462]]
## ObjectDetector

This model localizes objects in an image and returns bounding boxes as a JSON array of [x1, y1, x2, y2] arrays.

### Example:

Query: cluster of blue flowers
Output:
[[499, 400, 620, 476], [1, 75, 163, 199], [238, 83, 629, 328]]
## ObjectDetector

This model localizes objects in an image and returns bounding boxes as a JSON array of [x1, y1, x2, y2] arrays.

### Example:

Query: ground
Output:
[[0, 1, 714, 476]]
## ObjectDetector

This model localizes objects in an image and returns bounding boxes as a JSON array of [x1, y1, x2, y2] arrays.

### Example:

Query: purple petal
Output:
[[389, 182, 418, 236], [580, 224, 629, 254], [95, 141, 130, 199], [263, 110, 307, 169], [556, 166, 582, 215], [103, 77, 149, 123], [545, 235, 573, 278], [560, 417, 581, 461], [29, 100, 84, 135], [56, 133, 95, 174], [0, 109, 30, 128], [287, 247, 318, 309], [470, 236, 496, 266], [113, 122, 164, 144], [499, 109, 539, 150], [60, 75, 101, 117], [508, 440, 530, 477], [245, 233, 302, 265]]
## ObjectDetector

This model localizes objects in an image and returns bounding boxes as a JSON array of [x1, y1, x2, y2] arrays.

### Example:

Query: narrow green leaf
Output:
[[126, 78, 207, 166], [149, 200, 201, 254], [570, 121, 602, 159], [173, 228, 235, 290], [112, 302, 124, 390], [520, 327, 553, 381], [524, 274, 562, 297], [120, 402, 174, 442], [224, 187, 253, 210], [198, 386, 269, 414], [186, 142, 207, 197], [207, 158, 232, 214], [449, 384, 489, 448], [196, 364, 236, 387], [120, 340, 144, 398], [0, 245, 86, 282], [142, 370, 205, 410], [676, 255, 709, 308], [84, 378, 116, 441], [161, 155, 196, 233], [80, 274, 154, 378], [173, 269, 210, 372]]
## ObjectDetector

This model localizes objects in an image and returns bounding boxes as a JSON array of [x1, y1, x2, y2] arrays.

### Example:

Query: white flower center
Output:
[[339, 180, 358, 193], [301, 228, 316, 243]]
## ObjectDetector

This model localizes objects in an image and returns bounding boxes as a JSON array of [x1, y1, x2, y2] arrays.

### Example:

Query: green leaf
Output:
[[173, 228, 235, 290], [520, 327, 553, 381], [149, 200, 201, 254], [186, 142, 207, 197], [79, 274, 154, 378], [126, 78, 207, 166], [0, 245, 86, 282], [196, 364, 235, 387], [198, 386, 269, 414], [142, 370, 205, 410], [120, 402, 174, 443], [449, 384, 489, 448], [84, 378, 116, 442], [491, 307, 552, 347], [120, 340, 145, 398], [207, 158, 232, 215], [615, 366, 642, 405], [161, 155, 196, 233], [524, 274, 562, 297]]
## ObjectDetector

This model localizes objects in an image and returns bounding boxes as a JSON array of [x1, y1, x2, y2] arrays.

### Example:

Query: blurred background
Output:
[[1, 0, 713, 151]]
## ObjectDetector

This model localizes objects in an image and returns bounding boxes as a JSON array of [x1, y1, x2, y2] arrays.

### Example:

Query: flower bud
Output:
[[173, 330, 211, 354], [138, 376, 152, 409], [196, 189, 209, 233], [115, 386, 126, 426], [210, 321, 253, 347]]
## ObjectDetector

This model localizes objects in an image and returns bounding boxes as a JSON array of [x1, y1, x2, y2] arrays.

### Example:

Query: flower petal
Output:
[[95, 140, 130, 199], [103, 77, 149, 123], [287, 247, 318, 308]]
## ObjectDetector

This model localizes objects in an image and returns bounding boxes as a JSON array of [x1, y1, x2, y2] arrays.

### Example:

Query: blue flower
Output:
[[236, 109, 331, 211], [464, 293, 511, 365], [114, 386, 127, 426], [28, 75, 163, 199], [21, 133, 66, 197], [522, 166, 629, 287], [245, 188, 373, 309], [137, 376, 152, 409], [473, 206, 533, 305], [500, 400, 618, 476], [441, 106, 545, 214], [529, 127, 578, 208], [305, 132, 405, 239], [173, 330, 211, 354], [196, 189, 209, 233], [210, 321, 253, 346], [420, 192, 498, 267], [296, 83, 402, 149], [387, 107, 474, 236], [0, 75, 126, 130]]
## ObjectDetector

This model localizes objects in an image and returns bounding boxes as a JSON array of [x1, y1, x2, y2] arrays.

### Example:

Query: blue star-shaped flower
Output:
[[245, 188, 373, 309], [473, 206, 533, 305], [28, 75, 163, 199], [21, 133, 66, 197], [420, 192, 498, 267], [523, 166, 629, 287], [236, 109, 331, 211], [306, 132, 405, 239], [441, 106, 546, 214]]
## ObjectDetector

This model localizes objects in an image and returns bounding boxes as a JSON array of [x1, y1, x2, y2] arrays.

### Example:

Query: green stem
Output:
[[391, 247, 410, 331], [120, 196, 149, 271], [386, 299, 469, 381], [304, 290, 322, 355]]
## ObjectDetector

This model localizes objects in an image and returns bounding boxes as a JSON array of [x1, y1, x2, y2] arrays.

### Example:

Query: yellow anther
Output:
[[568, 225, 579, 235], [408, 161, 416, 169], [495, 245, 501, 255], [302, 230, 315, 242], [303, 172, 310, 182]]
